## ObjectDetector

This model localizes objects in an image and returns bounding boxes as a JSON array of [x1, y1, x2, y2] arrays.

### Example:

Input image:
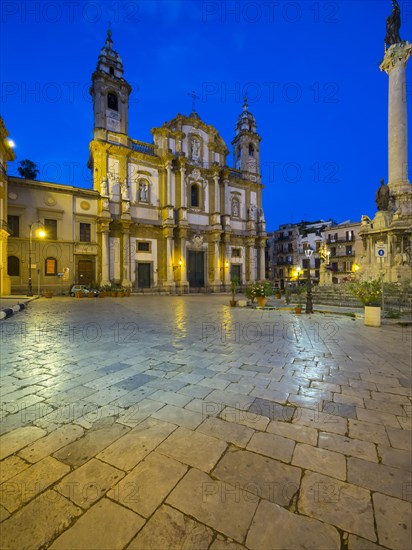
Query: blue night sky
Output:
[[1, 0, 411, 231]]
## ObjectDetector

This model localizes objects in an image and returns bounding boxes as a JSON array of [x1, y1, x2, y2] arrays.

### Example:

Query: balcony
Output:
[[129, 139, 157, 156]]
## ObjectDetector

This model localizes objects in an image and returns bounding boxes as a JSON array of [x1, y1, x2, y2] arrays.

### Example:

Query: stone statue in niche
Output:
[[258, 208, 265, 222], [376, 178, 390, 211], [232, 199, 239, 217], [139, 181, 148, 202], [248, 205, 255, 220], [101, 176, 109, 196], [191, 138, 200, 161], [385, 0, 402, 47]]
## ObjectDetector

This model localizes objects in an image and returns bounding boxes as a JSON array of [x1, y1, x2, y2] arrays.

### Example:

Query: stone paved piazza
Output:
[[0, 296, 411, 549]]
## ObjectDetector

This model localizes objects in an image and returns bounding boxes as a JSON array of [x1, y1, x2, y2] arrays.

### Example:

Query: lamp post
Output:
[[305, 247, 314, 314], [28, 221, 46, 296]]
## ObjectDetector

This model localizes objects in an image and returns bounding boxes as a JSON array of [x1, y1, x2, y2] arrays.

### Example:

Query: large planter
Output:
[[257, 297, 268, 307], [364, 306, 381, 327]]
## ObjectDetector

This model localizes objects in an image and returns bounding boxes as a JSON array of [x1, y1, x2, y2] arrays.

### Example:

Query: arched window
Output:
[[107, 93, 118, 111], [191, 184, 200, 208], [8, 256, 19, 276], [109, 66, 114, 76], [249, 143, 254, 157], [45, 257, 57, 276]]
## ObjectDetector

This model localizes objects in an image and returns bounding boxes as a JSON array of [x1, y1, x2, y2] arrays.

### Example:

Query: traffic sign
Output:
[[375, 244, 387, 257]]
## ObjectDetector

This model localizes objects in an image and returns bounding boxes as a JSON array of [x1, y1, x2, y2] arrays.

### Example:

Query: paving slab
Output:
[[0, 456, 70, 512], [298, 471, 376, 541], [246, 499, 340, 549], [373, 492, 412, 550], [107, 451, 187, 517], [156, 426, 227, 472], [167, 468, 258, 543], [0, 491, 82, 549], [213, 448, 301, 507], [347, 456, 412, 500], [96, 418, 177, 471], [127, 504, 214, 549], [49, 498, 145, 549]]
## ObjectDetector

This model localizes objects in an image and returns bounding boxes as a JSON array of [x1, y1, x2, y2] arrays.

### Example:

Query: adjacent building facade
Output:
[[0, 118, 16, 296]]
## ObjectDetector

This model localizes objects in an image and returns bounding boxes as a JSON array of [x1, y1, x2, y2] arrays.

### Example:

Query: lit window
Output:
[[45, 257, 57, 276]]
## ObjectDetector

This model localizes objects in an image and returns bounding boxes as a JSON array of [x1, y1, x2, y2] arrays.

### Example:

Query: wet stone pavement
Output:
[[0, 295, 411, 549]]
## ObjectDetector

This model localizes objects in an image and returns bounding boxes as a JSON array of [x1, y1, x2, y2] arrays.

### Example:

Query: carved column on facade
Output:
[[246, 237, 256, 283], [178, 228, 189, 287], [99, 222, 111, 286], [257, 238, 266, 280], [121, 223, 132, 288], [210, 231, 222, 288], [222, 233, 231, 286], [163, 227, 175, 287]]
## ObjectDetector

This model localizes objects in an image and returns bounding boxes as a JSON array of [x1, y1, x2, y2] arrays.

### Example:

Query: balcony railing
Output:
[[129, 140, 157, 156]]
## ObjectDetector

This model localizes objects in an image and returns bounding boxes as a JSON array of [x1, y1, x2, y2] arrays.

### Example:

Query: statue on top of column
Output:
[[385, 0, 402, 48], [376, 178, 390, 211]]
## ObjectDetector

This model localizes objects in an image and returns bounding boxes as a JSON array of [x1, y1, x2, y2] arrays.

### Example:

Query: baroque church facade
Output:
[[4, 31, 266, 295], [89, 31, 266, 291]]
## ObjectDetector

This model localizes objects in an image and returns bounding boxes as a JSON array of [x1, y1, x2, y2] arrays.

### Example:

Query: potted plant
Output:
[[275, 288, 282, 299], [246, 281, 273, 307], [349, 277, 382, 327], [44, 290, 53, 299], [230, 277, 240, 307]]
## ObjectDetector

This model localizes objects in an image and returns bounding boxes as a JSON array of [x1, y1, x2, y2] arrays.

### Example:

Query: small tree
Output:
[[18, 159, 39, 180]]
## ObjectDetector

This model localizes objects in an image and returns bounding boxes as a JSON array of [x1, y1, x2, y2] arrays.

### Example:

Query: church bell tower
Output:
[[232, 97, 261, 177], [90, 30, 132, 138]]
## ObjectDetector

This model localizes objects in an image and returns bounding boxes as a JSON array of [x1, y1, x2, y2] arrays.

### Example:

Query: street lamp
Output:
[[28, 221, 46, 296], [305, 247, 314, 314]]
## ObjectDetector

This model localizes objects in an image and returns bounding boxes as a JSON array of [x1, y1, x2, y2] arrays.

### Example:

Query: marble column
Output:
[[380, 42, 412, 190], [163, 228, 175, 287], [121, 229, 132, 288], [259, 244, 266, 280], [100, 227, 110, 286]]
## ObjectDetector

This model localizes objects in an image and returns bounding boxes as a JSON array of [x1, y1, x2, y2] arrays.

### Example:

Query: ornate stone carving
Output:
[[191, 234, 203, 248]]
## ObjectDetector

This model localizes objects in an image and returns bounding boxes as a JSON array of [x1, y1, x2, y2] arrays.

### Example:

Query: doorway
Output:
[[77, 260, 93, 284], [137, 263, 151, 288], [230, 264, 241, 283], [188, 251, 205, 287]]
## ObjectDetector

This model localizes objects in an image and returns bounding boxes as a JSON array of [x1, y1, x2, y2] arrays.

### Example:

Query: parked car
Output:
[[69, 285, 99, 297]]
